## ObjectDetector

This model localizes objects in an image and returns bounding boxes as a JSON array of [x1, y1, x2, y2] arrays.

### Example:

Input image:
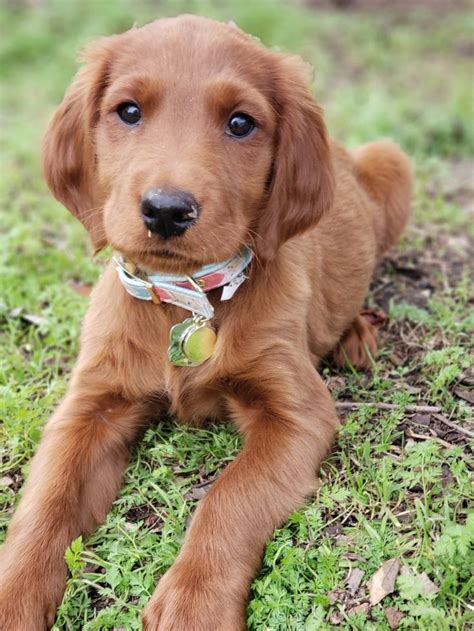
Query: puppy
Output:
[[0, 15, 412, 630]]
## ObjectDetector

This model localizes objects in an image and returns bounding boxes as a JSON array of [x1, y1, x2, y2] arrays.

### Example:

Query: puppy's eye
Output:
[[226, 112, 255, 138], [116, 102, 142, 125]]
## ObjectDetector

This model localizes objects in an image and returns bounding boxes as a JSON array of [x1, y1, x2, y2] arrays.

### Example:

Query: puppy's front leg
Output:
[[143, 357, 339, 631], [0, 375, 150, 631]]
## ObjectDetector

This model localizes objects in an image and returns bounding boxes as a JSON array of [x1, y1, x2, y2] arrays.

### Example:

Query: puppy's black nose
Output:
[[141, 188, 200, 239]]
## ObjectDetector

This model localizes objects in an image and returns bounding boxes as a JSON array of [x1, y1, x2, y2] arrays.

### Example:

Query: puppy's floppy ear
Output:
[[42, 40, 114, 250], [257, 55, 335, 260]]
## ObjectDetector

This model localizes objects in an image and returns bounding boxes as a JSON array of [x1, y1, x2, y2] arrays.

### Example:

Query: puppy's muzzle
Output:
[[141, 187, 201, 239]]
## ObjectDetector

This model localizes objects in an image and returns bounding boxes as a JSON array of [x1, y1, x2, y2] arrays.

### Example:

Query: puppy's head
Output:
[[43, 15, 334, 272]]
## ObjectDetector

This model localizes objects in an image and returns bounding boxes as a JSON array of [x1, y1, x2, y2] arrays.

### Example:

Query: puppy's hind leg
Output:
[[333, 311, 382, 370]]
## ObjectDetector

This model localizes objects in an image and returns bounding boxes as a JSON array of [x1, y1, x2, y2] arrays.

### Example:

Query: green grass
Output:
[[0, 1, 473, 629]]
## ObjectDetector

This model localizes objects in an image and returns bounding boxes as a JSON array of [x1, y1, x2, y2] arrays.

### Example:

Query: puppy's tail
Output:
[[352, 140, 413, 258]]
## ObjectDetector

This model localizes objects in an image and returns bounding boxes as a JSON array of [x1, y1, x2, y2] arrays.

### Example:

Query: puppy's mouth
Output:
[[127, 247, 205, 274], [148, 248, 202, 264]]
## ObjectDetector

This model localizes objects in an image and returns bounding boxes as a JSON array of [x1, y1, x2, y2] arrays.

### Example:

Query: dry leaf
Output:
[[454, 387, 474, 405], [420, 572, 439, 596], [347, 602, 369, 616], [368, 557, 401, 605], [326, 375, 347, 393], [441, 464, 455, 489], [400, 565, 439, 597], [144, 514, 163, 532], [22, 313, 47, 327], [389, 354, 404, 367], [124, 521, 138, 531], [329, 611, 343, 625], [185, 480, 214, 500], [328, 589, 343, 605], [412, 413, 431, 426], [405, 385, 422, 395], [344, 552, 365, 562], [385, 606, 404, 629], [346, 567, 364, 593], [459, 368, 474, 386]]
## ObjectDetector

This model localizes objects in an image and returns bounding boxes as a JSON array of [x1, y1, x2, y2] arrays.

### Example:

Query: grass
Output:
[[0, 0, 473, 629]]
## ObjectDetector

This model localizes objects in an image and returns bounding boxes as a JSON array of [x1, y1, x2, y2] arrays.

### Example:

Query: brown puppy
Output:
[[0, 15, 412, 630]]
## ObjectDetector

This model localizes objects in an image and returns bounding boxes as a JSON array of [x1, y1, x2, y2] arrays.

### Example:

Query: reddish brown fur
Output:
[[0, 15, 412, 630]]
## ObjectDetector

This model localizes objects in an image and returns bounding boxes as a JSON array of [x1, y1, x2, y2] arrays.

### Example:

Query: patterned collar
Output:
[[114, 247, 253, 319]]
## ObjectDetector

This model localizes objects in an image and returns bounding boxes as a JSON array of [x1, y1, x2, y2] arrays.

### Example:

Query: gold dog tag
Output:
[[168, 317, 217, 367]]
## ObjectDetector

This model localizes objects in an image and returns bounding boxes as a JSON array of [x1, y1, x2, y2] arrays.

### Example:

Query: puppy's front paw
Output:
[[0, 584, 56, 631], [0, 556, 66, 631], [142, 562, 246, 631]]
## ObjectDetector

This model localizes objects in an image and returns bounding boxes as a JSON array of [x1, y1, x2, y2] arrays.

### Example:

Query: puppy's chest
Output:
[[157, 301, 236, 423], [163, 362, 225, 424]]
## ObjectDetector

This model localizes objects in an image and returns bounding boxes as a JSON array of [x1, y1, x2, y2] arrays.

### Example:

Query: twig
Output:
[[192, 478, 215, 489], [405, 427, 455, 449], [371, 280, 394, 297], [433, 414, 474, 439], [336, 402, 441, 413], [340, 506, 357, 525], [394, 509, 415, 518]]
